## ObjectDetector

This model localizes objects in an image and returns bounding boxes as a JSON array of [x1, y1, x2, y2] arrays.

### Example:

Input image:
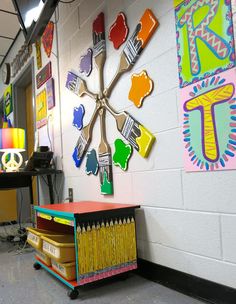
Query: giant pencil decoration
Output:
[[73, 103, 100, 167], [77, 216, 137, 278], [66, 71, 97, 100], [104, 9, 159, 98], [98, 109, 113, 195], [103, 99, 155, 158]]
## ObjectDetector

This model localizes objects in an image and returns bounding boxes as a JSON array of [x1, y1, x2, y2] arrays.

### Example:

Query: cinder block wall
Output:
[[56, 0, 236, 289], [0, 0, 235, 289]]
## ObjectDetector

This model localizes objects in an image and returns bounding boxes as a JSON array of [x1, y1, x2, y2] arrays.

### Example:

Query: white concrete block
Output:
[[79, 0, 104, 26], [183, 170, 236, 213], [58, 9, 79, 45], [221, 215, 236, 263], [132, 170, 183, 208], [139, 241, 236, 289], [154, 128, 183, 170], [129, 88, 179, 133], [137, 207, 221, 258], [126, 0, 173, 31], [136, 47, 179, 95]]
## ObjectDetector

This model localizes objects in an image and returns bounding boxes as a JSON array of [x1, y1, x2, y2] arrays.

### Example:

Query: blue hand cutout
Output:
[[73, 105, 85, 130]]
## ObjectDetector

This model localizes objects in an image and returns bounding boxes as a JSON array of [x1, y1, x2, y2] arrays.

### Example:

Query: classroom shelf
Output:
[[31, 201, 140, 299]]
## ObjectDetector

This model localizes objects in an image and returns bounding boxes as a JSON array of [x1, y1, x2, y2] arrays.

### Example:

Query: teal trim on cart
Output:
[[35, 258, 78, 289], [73, 218, 80, 284], [34, 206, 74, 220]]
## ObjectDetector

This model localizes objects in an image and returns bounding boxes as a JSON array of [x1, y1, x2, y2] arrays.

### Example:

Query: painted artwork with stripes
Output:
[[175, 0, 235, 88], [181, 68, 236, 171]]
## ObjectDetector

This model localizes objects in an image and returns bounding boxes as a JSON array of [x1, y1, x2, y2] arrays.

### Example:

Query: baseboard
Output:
[[137, 258, 236, 304]]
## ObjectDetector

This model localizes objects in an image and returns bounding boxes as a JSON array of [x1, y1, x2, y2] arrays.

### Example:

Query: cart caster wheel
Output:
[[33, 262, 41, 270], [67, 289, 79, 300]]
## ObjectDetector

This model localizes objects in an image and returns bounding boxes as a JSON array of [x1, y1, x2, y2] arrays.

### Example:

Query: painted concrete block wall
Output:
[[0, 0, 235, 290], [56, 0, 236, 289]]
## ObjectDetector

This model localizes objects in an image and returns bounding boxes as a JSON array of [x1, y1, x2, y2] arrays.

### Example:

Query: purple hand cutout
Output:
[[79, 48, 93, 76]]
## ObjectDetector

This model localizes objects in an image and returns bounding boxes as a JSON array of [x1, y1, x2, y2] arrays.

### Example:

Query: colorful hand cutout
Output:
[[73, 105, 85, 130], [128, 70, 153, 108], [79, 48, 93, 76], [86, 149, 99, 175], [113, 138, 133, 171], [109, 12, 129, 49]]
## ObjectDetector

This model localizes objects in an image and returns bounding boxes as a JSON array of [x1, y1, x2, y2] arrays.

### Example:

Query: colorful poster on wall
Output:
[[181, 68, 236, 171], [46, 78, 55, 110], [3, 84, 13, 117], [36, 89, 47, 129], [175, 0, 235, 88]]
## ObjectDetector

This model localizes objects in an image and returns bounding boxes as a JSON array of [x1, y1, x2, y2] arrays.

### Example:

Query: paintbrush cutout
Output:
[[93, 13, 113, 194], [104, 9, 159, 98], [66, 71, 97, 100], [98, 108, 113, 195], [74, 103, 100, 167], [93, 12, 106, 93], [103, 99, 155, 158]]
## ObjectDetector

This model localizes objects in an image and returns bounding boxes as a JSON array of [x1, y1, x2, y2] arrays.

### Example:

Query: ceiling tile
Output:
[[0, 37, 13, 55], [0, 0, 17, 13], [0, 11, 19, 38]]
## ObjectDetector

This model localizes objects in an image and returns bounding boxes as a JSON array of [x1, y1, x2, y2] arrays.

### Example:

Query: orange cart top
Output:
[[35, 201, 140, 215]]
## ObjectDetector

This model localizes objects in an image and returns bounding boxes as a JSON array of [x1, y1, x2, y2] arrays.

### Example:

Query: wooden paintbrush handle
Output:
[[102, 99, 127, 131], [103, 52, 131, 98], [98, 108, 110, 153], [95, 53, 106, 95]]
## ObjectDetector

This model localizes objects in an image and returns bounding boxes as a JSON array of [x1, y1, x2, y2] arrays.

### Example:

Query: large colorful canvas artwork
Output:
[[181, 68, 236, 171], [175, 0, 235, 88]]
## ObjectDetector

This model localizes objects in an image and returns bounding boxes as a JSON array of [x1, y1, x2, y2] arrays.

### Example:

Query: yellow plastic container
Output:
[[35, 250, 51, 266], [51, 259, 76, 281], [27, 227, 63, 251], [41, 234, 75, 263]]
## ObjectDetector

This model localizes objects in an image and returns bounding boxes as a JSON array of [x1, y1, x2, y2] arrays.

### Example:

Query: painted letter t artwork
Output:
[[181, 68, 236, 171]]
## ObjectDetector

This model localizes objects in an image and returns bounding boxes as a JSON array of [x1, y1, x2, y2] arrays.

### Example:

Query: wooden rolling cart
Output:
[[31, 201, 140, 299]]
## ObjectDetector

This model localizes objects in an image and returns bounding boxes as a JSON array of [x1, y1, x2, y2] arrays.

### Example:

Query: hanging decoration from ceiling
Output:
[[3, 85, 13, 117], [66, 9, 159, 195], [113, 138, 132, 171], [175, 0, 236, 171], [109, 12, 129, 49], [36, 61, 52, 89], [72, 105, 85, 130], [35, 39, 42, 70], [85, 149, 99, 175], [128, 70, 153, 108], [42, 21, 54, 58], [79, 48, 93, 76], [36, 89, 47, 129]]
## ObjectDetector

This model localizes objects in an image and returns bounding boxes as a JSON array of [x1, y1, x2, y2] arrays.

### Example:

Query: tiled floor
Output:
[[0, 241, 205, 304]]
